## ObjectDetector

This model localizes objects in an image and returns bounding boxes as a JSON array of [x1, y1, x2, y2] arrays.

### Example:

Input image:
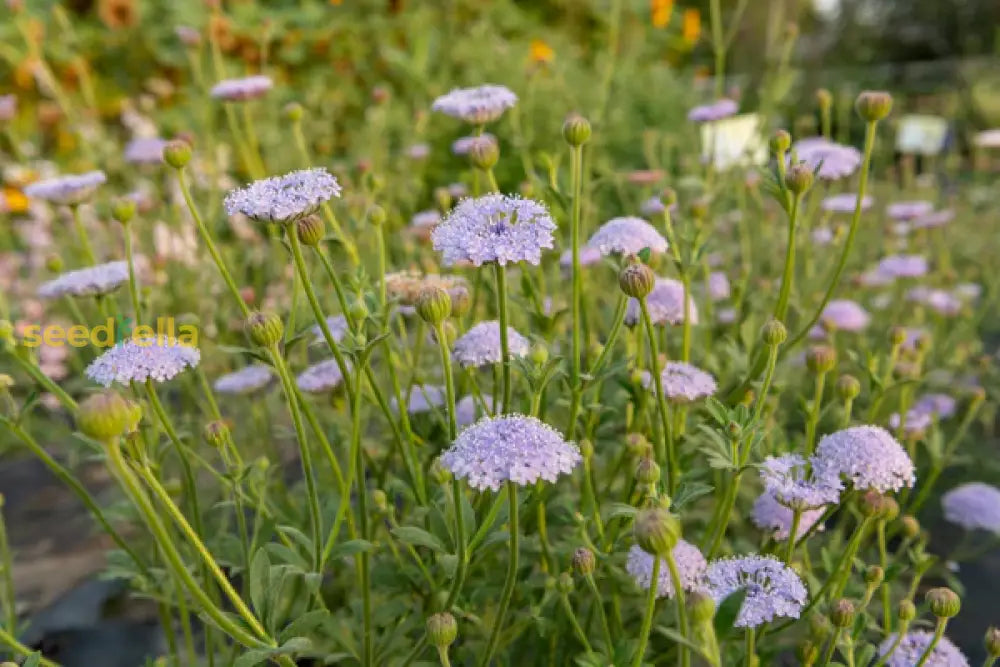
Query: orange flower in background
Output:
[[682, 8, 701, 44], [98, 0, 138, 29], [651, 0, 673, 29], [530, 39, 554, 65], [2, 188, 29, 214]]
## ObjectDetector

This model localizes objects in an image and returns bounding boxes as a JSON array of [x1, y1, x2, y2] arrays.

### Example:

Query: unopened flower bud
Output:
[[660, 187, 678, 207], [416, 286, 452, 325], [785, 163, 815, 195], [880, 496, 899, 522], [468, 137, 499, 171], [761, 319, 787, 346], [769, 130, 792, 155], [203, 420, 230, 447], [806, 345, 836, 374], [283, 102, 304, 122], [984, 627, 1000, 658], [865, 565, 884, 588], [557, 571, 574, 594], [77, 391, 141, 441], [162, 140, 192, 169], [634, 507, 680, 556], [529, 342, 548, 366], [797, 641, 820, 666], [809, 613, 832, 641], [619, 262, 655, 299], [688, 198, 709, 220], [367, 204, 386, 226], [372, 489, 389, 514], [572, 547, 596, 575], [426, 612, 457, 648], [856, 90, 893, 122], [815, 88, 833, 110], [830, 599, 855, 628], [562, 113, 592, 146], [898, 599, 917, 622], [349, 299, 368, 322], [45, 253, 64, 273], [859, 490, 888, 518], [449, 286, 471, 318], [296, 214, 325, 246], [246, 311, 284, 347], [836, 374, 860, 400], [636, 458, 661, 485], [434, 187, 452, 212], [625, 433, 652, 458], [926, 587, 960, 618], [111, 198, 136, 224], [900, 515, 920, 538], [888, 326, 907, 347], [687, 590, 716, 624]]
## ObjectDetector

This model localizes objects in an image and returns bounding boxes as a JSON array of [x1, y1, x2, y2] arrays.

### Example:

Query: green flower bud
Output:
[[449, 286, 471, 318], [372, 489, 389, 514], [900, 515, 920, 538], [246, 311, 284, 348], [660, 187, 678, 207], [761, 319, 788, 346], [162, 139, 192, 169], [557, 571, 574, 594], [468, 137, 499, 171], [836, 374, 861, 400], [636, 457, 661, 485], [578, 439, 594, 459], [806, 345, 837, 374], [430, 458, 451, 485], [859, 490, 890, 518], [111, 198, 136, 225], [687, 198, 709, 220], [434, 187, 452, 212], [797, 641, 820, 666], [572, 547, 596, 575], [45, 253, 64, 273], [77, 391, 142, 441], [349, 299, 368, 323], [426, 612, 457, 648], [769, 130, 792, 155], [785, 163, 815, 195], [562, 113, 592, 146], [416, 286, 452, 325], [367, 204, 387, 226], [926, 587, 960, 618], [619, 262, 655, 299], [830, 599, 855, 628], [888, 326, 907, 347], [203, 420, 230, 447], [687, 590, 716, 624], [283, 102, 304, 122], [625, 433, 652, 458], [809, 613, 832, 641], [529, 342, 549, 366], [855, 90, 893, 122], [865, 565, 884, 587], [984, 627, 1000, 658], [634, 507, 680, 557], [815, 88, 833, 110], [898, 599, 917, 622], [296, 214, 325, 246]]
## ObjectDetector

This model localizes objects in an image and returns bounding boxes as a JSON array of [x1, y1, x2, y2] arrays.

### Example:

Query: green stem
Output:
[[0, 503, 17, 636], [477, 482, 519, 667], [0, 625, 60, 667], [878, 521, 891, 636], [350, 366, 374, 667], [568, 143, 584, 435], [804, 371, 827, 455], [664, 549, 691, 667], [7, 352, 78, 412], [494, 263, 512, 414], [560, 593, 595, 656], [585, 573, 614, 654], [640, 299, 675, 494], [914, 618, 947, 667], [872, 620, 910, 667], [69, 204, 97, 266], [785, 508, 803, 563], [709, 0, 726, 98], [773, 193, 802, 322], [632, 555, 660, 667], [122, 222, 143, 324], [817, 628, 842, 667]]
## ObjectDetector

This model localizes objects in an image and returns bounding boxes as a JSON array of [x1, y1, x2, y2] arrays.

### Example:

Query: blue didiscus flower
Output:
[[25, 171, 106, 205], [86, 337, 200, 387], [224, 168, 341, 223], [452, 320, 530, 368], [431, 194, 556, 267], [704, 555, 807, 628], [38, 261, 130, 299]]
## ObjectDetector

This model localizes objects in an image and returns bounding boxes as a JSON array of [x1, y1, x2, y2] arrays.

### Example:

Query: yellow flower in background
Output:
[[3, 188, 29, 214], [530, 39, 554, 65], [651, 0, 673, 29], [682, 8, 701, 44]]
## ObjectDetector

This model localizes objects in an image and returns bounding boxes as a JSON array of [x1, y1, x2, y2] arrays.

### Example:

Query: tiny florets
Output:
[[625, 278, 698, 327], [759, 454, 842, 509], [687, 99, 739, 123], [625, 542, 708, 599], [431, 194, 556, 267], [86, 337, 200, 387], [751, 491, 827, 541], [941, 482, 1000, 534], [393, 384, 446, 415], [452, 320, 530, 368], [24, 171, 107, 205], [124, 137, 169, 165], [210, 75, 273, 101], [813, 425, 915, 493], [821, 193, 873, 213], [431, 84, 518, 124], [38, 261, 130, 299], [654, 362, 717, 403], [214, 364, 273, 394], [793, 138, 862, 180], [877, 631, 969, 667], [887, 201, 934, 221], [296, 359, 349, 393], [586, 217, 669, 257], [704, 555, 807, 628], [224, 169, 342, 223], [440, 414, 580, 491]]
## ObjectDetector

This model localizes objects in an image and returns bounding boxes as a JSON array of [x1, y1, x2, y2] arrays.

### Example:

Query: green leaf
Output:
[[234, 648, 273, 667], [654, 625, 714, 660], [328, 539, 375, 560], [391, 526, 447, 553], [713, 588, 748, 638], [638, 246, 652, 263], [603, 502, 637, 522], [672, 482, 714, 510], [23, 655, 41, 667], [248, 548, 271, 617]]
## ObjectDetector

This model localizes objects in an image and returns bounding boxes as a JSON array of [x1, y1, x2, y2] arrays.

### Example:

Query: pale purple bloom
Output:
[[447, 183, 468, 199], [892, 222, 912, 237], [876, 255, 929, 279], [913, 393, 957, 419], [886, 200, 934, 221], [626, 542, 708, 599], [38, 261, 130, 299], [908, 287, 962, 316], [818, 299, 870, 333], [296, 359, 348, 393], [411, 209, 442, 230], [954, 283, 982, 301], [760, 454, 842, 509], [214, 364, 273, 394], [889, 410, 933, 437], [821, 193, 873, 213], [877, 631, 969, 667], [456, 394, 491, 428], [175, 25, 201, 46], [625, 278, 697, 326], [793, 138, 862, 180], [942, 483, 1000, 533], [974, 129, 1000, 148], [394, 385, 446, 415], [86, 337, 200, 386], [912, 209, 954, 229], [716, 307, 737, 325], [899, 327, 929, 351], [452, 320, 530, 368], [124, 137, 169, 164], [586, 217, 668, 257], [0, 94, 17, 122], [451, 133, 497, 156], [751, 492, 826, 541], [431, 194, 556, 266], [704, 555, 807, 628], [440, 414, 580, 491], [811, 227, 834, 246], [653, 362, 717, 403], [224, 168, 341, 223], [813, 425, 915, 493], [707, 272, 730, 301], [210, 75, 273, 102], [687, 99, 738, 123], [640, 196, 666, 218], [407, 143, 431, 160], [25, 171, 106, 205], [310, 315, 349, 345], [559, 246, 602, 268], [431, 85, 518, 124]]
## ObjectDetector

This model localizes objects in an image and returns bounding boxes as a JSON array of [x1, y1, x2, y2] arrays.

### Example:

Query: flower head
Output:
[[296, 359, 348, 393], [586, 217, 669, 257], [653, 362, 717, 403], [814, 299, 870, 334], [25, 171, 107, 205], [456, 394, 491, 428], [877, 631, 969, 667], [224, 168, 341, 223], [907, 287, 962, 316], [887, 201, 934, 221], [793, 138, 862, 180], [625, 278, 698, 326], [38, 261, 130, 299], [760, 454, 842, 509], [86, 337, 200, 386], [559, 246, 603, 269], [813, 426, 915, 492], [385, 272, 467, 307], [625, 542, 708, 599], [707, 272, 730, 301], [876, 255, 929, 279], [704, 555, 807, 628], [751, 492, 827, 541], [431, 85, 517, 124], [889, 410, 933, 438], [210, 75, 273, 101], [913, 209, 954, 229], [214, 364, 273, 394], [452, 320, 530, 368], [821, 193, 873, 213], [393, 384, 446, 415], [942, 483, 1000, 534], [913, 393, 957, 419], [0, 94, 16, 122], [687, 99, 738, 123], [440, 414, 580, 491], [309, 315, 349, 345], [431, 194, 555, 267], [124, 137, 169, 165], [451, 133, 497, 156]]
